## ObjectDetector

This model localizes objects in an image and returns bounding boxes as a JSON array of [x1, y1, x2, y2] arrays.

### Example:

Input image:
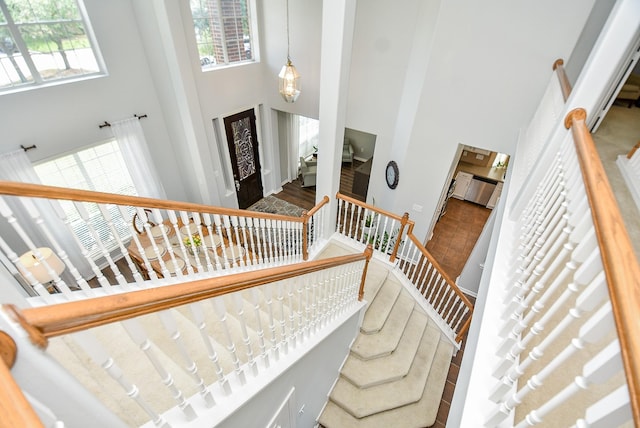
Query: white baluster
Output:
[[571, 385, 632, 428], [231, 293, 257, 376], [277, 281, 288, 354], [121, 206, 160, 282], [25, 198, 91, 290], [211, 298, 246, 385], [97, 204, 141, 285], [121, 319, 197, 420], [263, 284, 279, 360], [513, 339, 623, 428], [75, 202, 126, 286], [496, 234, 598, 362], [257, 218, 270, 264], [188, 302, 231, 395], [0, 234, 52, 298], [73, 330, 170, 428], [336, 198, 344, 235], [0, 198, 74, 294], [287, 278, 297, 347], [487, 297, 613, 424], [249, 288, 269, 368], [155, 310, 215, 407]]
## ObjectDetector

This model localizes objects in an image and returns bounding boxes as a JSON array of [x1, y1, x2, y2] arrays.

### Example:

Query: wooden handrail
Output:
[[307, 195, 330, 217], [553, 59, 572, 101], [0, 181, 303, 223], [6, 252, 368, 347], [627, 141, 640, 159], [336, 192, 416, 226], [359, 245, 374, 300], [0, 357, 44, 428], [406, 234, 474, 311], [389, 212, 410, 263], [565, 108, 640, 424]]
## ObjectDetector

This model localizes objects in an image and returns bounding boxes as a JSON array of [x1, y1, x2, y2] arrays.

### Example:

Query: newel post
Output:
[[389, 212, 410, 263], [359, 245, 374, 301], [301, 211, 309, 261]]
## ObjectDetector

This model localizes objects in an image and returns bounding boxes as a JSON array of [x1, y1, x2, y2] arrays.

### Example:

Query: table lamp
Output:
[[18, 247, 65, 293]]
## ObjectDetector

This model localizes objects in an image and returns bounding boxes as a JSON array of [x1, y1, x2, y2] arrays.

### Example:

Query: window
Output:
[[298, 115, 319, 158], [492, 152, 510, 168], [189, 0, 254, 69], [34, 141, 137, 260], [0, 0, 102, 92]]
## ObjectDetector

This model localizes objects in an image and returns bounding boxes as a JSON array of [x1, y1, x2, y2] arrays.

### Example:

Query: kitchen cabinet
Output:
[[486, 181, 504, 209], [452, 171, 473, 199]]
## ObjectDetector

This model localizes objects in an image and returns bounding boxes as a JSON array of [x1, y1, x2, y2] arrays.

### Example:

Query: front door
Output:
[[223, 108, 263, 209]]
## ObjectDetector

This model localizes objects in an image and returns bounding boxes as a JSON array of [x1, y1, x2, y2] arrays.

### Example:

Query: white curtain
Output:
[[0, 150, 93, 280], [111, 117, 166, 199], [287, 113, 300, 181]]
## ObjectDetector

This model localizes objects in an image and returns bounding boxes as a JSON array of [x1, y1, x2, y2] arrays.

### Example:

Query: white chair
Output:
[[299, 157, 317, 187]]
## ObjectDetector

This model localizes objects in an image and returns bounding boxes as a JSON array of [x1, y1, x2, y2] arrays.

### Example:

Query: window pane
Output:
[[0, 26, 34, 85], [0, 0, 102, 91], [34, 141, 138, 260], [190, 0, 254, 69]]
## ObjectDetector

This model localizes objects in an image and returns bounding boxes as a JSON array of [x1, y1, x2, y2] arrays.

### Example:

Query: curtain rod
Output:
[[21, 144, 37, 152], [98, 114, 148, 129]]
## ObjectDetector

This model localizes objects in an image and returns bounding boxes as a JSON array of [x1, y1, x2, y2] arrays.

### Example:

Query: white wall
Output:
[[0, 0, 187, 201], [217, 306, 362, 428], [346, 0, 597, 241]]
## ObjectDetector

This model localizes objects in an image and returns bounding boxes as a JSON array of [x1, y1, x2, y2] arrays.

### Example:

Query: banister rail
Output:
[[405, 233, 474, 310], [5, 252, 369, 348], [336, 192, 413, 224], [553, 58, 572, 101], [335, 193, 473, 345], [0, 181, 303, 222], [565, 108, 640, 424], [627, 141, 640, 159], [0, 332, 43, 428]]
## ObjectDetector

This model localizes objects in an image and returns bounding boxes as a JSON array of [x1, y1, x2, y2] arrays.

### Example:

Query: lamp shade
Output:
[[19, 247, 65, 283], [278, 60, 301, 103]]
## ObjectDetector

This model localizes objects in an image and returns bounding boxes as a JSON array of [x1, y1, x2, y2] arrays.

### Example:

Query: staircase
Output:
[[41, 239, 454, 427], [316, 242, 454, 428]]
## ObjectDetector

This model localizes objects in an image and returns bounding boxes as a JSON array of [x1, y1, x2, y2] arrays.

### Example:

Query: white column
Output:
[[316, 0, 357, 238]]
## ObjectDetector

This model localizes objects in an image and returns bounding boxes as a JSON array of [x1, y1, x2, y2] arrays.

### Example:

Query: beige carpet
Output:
[[317, 242, 454, 428], [592, 104, 640, 259]]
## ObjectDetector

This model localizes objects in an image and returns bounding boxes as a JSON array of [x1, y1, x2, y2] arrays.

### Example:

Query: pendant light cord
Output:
[[286, 0, 291, 62]]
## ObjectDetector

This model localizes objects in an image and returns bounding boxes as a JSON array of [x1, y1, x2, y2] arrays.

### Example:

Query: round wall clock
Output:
[[385, 161, 399, 189]]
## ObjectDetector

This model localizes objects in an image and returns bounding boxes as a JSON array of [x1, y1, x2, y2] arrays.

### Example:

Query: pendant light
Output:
[[278, 0, 300, 103]]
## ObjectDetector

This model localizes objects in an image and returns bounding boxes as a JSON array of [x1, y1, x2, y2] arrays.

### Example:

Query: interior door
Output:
[[223, 108, 264, 209]]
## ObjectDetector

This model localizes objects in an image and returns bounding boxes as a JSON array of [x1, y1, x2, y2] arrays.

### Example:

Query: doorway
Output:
[[223, 108, 263, 209]]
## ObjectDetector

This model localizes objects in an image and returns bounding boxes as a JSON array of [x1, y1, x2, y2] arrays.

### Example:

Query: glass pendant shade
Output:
[[279, 59, 301, 103]]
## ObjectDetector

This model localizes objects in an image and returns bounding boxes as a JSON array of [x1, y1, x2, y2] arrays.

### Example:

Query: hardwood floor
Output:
[[273, 160, 366, 210]]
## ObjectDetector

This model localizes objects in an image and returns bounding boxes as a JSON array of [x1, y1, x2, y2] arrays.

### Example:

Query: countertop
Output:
[[455, 162, 506, 183]]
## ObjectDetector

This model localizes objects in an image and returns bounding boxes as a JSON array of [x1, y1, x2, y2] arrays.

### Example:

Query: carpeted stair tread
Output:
[[318, 340, 454, 428], [47, 322, 200, 427], [329, 325, 440, 418], [352, 292, 415, 360], [173, 298, 262, 366], [135, 307, 238, 383], [315, 242, 389, 305], [341, 310, 432, 388], [360, 277, 402, 334]]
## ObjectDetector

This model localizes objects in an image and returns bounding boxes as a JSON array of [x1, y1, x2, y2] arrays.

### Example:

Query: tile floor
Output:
[[426, 198, 492, 281]]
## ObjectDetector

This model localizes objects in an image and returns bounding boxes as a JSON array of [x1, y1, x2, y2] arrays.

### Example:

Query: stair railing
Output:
[[482, 107, 640, 427], [1, 250, 371, 427], [0, 181, 329, 303], [617, 140, 640, 214], [335, 192, 473, 345]]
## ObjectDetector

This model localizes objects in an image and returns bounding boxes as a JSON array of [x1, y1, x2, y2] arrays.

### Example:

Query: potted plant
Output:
[[183, 234, 202, 255]]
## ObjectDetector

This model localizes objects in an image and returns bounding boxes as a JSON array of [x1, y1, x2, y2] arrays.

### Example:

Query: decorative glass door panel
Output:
[[224, 109, 263, 208]]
